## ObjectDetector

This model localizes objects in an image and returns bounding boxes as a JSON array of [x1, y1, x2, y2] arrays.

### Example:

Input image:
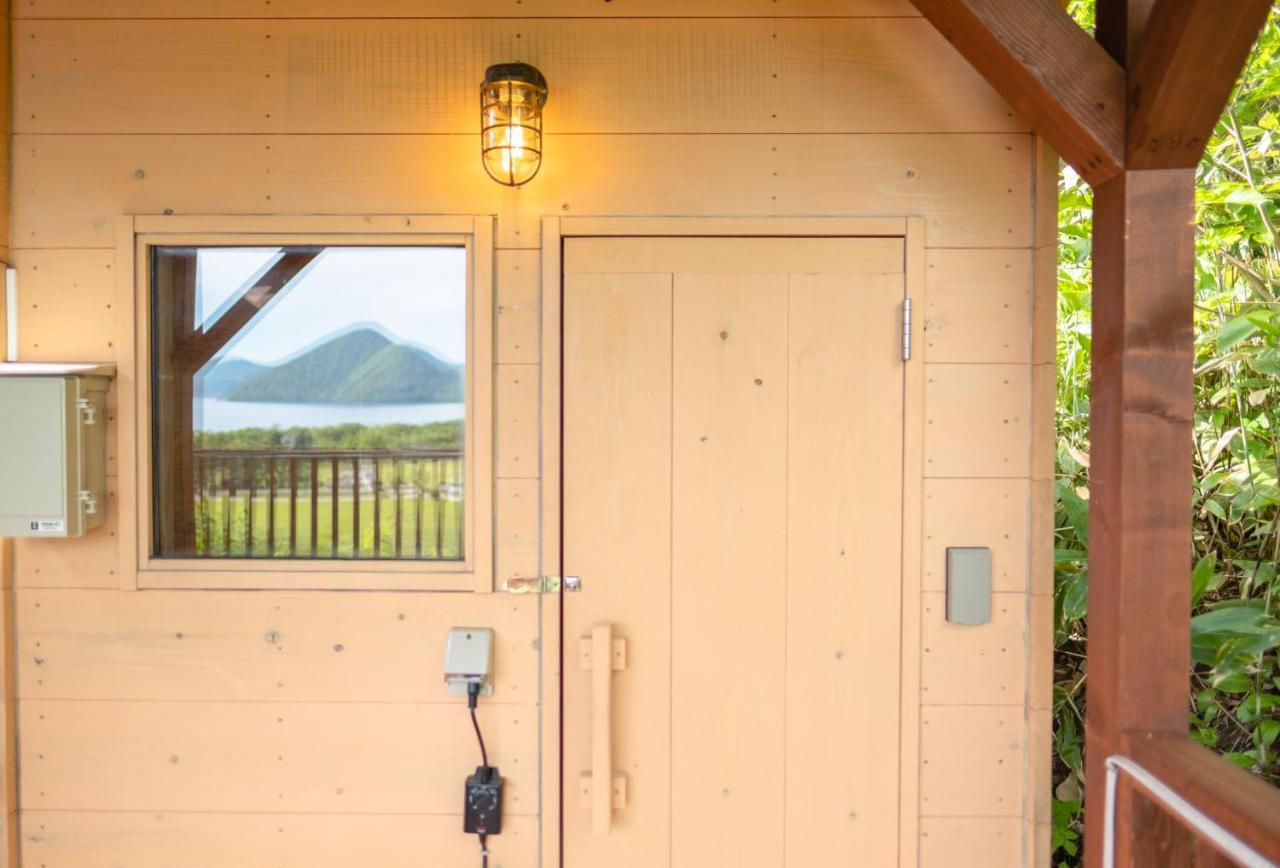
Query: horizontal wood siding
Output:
[[10, 4, 1053, 866]]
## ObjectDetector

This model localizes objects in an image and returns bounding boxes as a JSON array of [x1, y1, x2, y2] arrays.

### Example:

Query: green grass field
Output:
[[193, 492, 463, 560]]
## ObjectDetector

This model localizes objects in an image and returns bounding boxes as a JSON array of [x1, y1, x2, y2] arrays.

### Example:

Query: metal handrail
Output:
[[1104, 754, 1278, 868]]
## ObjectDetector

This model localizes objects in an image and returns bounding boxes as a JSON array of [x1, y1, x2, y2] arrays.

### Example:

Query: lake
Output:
[[195, 399, 465, 432]]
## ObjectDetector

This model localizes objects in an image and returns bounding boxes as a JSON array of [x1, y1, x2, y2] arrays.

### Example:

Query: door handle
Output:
[[580, 623, 627, 836]]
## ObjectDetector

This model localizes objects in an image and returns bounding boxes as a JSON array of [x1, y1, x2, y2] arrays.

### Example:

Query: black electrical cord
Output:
[[468, 682, 490, 868]]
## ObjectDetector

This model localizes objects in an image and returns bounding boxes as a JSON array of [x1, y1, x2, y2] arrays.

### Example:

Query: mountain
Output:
[[225, 328, 463, 404], [199, 358, 269, 398]]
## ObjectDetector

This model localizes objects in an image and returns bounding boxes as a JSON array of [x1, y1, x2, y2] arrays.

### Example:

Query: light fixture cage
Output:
[[480, 62, 549, 187]]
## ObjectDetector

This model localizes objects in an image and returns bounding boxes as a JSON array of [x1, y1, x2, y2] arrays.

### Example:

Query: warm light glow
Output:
[[481, 63, 547, 187]]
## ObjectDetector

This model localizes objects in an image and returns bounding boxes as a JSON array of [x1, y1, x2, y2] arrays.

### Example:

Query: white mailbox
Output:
[[0, 363, 115, 537]]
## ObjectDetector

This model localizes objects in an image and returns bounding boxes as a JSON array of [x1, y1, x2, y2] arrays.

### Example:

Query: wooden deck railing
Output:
[[192, 447, 464, 560], [1106, 732, 1280, 867]]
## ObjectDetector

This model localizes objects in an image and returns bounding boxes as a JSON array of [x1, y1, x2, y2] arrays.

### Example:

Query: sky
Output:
[[193, 246, 468, 366]]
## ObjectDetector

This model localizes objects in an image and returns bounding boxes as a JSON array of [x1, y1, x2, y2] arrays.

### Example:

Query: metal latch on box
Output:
[[502, 575, 582, 594], [74, 398, 98, 425]]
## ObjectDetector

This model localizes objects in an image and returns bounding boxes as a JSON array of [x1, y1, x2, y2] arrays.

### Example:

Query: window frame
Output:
[[116, 215, 494, 592]]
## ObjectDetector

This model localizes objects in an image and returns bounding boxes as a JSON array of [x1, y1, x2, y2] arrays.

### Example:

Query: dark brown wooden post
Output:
[[1086, 167, 1196, 867]]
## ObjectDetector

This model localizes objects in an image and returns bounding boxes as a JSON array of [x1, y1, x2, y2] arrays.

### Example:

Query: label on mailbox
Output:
[[29, 520, 65, 533]]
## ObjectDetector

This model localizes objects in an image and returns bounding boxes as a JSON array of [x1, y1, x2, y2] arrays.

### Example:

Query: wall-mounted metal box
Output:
[[0, 363, 115, 537]]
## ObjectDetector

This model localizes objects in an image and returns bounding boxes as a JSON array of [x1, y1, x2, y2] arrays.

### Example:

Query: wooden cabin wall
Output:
[[7, 1, 1057, 865]]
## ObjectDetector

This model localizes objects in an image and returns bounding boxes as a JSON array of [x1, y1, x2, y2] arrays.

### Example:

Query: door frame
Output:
[[538, 216, 927, 867]]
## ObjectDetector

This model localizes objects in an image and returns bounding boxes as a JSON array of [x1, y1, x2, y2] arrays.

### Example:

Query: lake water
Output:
[[195, 399, 465, 432]]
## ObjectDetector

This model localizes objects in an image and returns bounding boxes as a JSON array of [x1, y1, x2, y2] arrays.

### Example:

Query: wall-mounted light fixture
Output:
[[481, 62, 548, 187]]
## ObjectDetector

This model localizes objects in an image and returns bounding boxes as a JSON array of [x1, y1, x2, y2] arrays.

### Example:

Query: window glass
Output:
[[151, 246, 467, 560]]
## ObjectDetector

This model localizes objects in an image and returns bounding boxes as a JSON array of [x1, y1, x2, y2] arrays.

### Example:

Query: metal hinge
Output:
[[76, 490, 98, 515], [902, 297, 913, 362], [75, 397, 98, 424], [502, 575, 582, 594]]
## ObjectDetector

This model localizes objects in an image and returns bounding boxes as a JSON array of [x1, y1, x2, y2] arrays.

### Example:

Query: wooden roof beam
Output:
[[1126, 0, 1273, 170], [908, 0, 1126, 186]]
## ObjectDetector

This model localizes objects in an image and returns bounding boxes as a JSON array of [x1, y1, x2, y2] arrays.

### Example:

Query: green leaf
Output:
[[1191, 553, 1217, 607], [1217, 315, 1261, 352]]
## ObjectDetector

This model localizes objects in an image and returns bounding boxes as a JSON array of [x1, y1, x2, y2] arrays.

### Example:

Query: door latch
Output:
[[502, 575, 581, 594]]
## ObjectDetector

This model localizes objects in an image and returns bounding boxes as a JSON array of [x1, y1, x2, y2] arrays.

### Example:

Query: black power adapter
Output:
[[464, 765, 504, 836]]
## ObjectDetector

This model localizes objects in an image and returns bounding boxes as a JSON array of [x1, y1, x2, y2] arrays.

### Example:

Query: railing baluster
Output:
[[223, 462, 234, 556], [267, 457, 276, 557], [456, 455, 464, 558], [394, 459, 403, 558], [289, 457, 298, 557], [246, 457, 255, 556], [435, 458, 445, 558], [331, 457, 339, 558], [199, 454, 209, 557], [352, 456, 361, 559], [415, 458, 425, 559], [373, 459, 382, 559], [310, 457, 319, 558]]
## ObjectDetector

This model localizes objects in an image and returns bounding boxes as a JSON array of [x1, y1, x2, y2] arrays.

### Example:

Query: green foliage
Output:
[[1051, 3, 1280, 863]]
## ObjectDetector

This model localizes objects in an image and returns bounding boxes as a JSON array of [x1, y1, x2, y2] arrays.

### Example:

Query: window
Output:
[[126, 218, 494, 591]]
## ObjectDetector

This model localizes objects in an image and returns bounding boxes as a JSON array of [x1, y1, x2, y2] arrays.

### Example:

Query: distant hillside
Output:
[[225, 328, 463, 404], [199, 358, 269, 398]]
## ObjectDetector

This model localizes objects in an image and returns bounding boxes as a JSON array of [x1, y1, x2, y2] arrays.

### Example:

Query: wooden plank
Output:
[[497, 249, 539, 365], [15, 482, 119, 589], [495, 478, 539, 587], [921, 592, 1026, 705], [496, 363, 538, 479], [15, 19, 1020, 136], [19, 699, 538, 814], [13, 132, 1034, 250], [0, 539, 16, 868], [785, 269, 903, 867], [16, 588, 539, 702], [923, 248, 1031, 364], [908, 0, 1125, 186], [566, 237, 904, 274], [1085, 168, 1195, 868], [16, 0, 919, 16], [923, 364, 1031, 477], [919, 817, 1022, 867], [670, 270, 789, 868], [559, 215, 908, 237], [1096, 0, 1157, 64], [1126, 0, 1273, 170], [920, 704, 1024, 817], [1124, 731, 1280, 865], [922, 478, 1029, 593], [21, 811, 538, 868], [562, 267, 673, 868], [11, 248, 116, 362]]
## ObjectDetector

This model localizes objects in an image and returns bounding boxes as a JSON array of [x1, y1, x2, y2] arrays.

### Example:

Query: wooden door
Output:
[[562, 236, 907, 867]]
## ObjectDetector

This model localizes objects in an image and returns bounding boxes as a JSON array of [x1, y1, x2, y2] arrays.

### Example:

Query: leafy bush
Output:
[[1052, 4, 1280, 863]]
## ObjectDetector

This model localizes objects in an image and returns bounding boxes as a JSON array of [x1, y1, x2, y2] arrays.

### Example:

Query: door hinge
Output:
[[902, 297, 913, 362], [76, 490, 99, 515], [502, 575, 582, 594], [75, 397, 98, 425]]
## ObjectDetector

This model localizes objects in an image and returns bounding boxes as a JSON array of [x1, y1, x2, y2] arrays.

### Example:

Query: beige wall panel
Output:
[[1030, 477, 1056, 598], [922, 477, 1029, 593], [17, 589, 539, 702], [18, 0, 918, 17], [13, 133, 1032, 250], [919, 817, 1023, 868], [21, 811, 538, 868], [496, 364, 538, 479], [496, 478, 539, 587], [1031, 362, 1057, 480], [921, 592, 1027, 706], [11, 249, 116, 362], [15, 483, 119, 589], [497, 249, 540, 365], [924, 364, 1031, 478], [920, 704, 1024, 817], [566, 236, 904, 274], [20, 699, 538, 814], [924, 248, 1032, 364], [16, 19, 1019, 136]]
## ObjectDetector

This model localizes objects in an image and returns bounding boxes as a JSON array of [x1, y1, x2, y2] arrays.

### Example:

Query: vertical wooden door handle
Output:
[[590, 623, 614, 836], [580, 622, 627, 836]]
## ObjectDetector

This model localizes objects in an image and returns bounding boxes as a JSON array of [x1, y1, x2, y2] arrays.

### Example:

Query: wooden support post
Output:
[[1086, 168, 1196, 868]]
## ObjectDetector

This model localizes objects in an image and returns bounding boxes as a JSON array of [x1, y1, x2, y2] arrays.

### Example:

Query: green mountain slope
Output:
[[226, 328, 463, 404]]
